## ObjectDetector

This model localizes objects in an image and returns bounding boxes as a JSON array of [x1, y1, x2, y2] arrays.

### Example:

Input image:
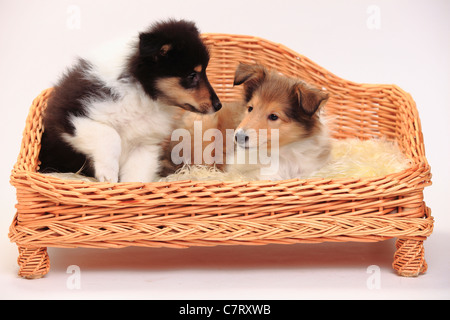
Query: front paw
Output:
[[95, 162, 119, 183]]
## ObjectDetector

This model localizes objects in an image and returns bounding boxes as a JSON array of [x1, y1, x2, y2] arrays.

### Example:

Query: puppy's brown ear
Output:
[[233, 63, 266, 85], [233, 63, 266, 101], [294, 82, 329, 116]]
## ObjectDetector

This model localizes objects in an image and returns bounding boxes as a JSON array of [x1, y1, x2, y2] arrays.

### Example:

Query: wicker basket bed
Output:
[[8, 33, 433, 278]]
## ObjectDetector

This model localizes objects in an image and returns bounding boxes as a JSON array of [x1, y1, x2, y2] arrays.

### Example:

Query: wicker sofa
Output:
[[8, 33, 433, 278]]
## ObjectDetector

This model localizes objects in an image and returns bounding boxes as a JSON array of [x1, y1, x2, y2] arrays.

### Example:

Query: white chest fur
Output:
[[63, 68, 176, 183]]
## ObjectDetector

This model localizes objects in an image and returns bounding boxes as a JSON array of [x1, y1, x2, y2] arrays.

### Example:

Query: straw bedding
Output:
[[160, 138, 412, 182]]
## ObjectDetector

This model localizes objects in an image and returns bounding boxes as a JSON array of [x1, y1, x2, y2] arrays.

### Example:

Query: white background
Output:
[[0, 0, 448, 300]]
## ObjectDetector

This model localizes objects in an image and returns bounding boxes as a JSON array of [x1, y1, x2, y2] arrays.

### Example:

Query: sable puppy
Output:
[[230, 63, 331, 180], [39, 19, 221, 182], [160, 63, 331, 181]]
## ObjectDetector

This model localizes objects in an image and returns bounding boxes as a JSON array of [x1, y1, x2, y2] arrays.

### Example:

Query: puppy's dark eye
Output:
[[248, 106, 253, 112], [268, 114, 278, 121], [184, 72, 199, 88]]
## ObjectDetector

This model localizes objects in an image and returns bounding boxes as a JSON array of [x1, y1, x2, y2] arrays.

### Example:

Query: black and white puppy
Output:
[[39, 19, 221, 182]]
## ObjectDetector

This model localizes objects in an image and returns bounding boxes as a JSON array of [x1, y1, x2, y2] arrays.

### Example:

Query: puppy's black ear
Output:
[[294, 82, 329, 116], [138, 32, 172, 60], [233, 63, 266, 102]]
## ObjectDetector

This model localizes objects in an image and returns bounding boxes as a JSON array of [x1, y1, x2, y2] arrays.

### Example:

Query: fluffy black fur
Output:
[[128, 20, 215, 99], [39, 59, 112, 176]]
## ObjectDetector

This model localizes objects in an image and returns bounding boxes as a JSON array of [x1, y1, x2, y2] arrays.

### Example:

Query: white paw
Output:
[[95, 162, 119, 183]]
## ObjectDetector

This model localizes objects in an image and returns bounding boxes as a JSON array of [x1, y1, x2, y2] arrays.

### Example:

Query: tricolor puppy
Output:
[[39, 20, 221, 182], [228, 63, 331, 180]]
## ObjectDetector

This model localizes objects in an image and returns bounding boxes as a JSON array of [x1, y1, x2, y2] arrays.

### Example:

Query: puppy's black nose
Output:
[[235, 131, 249, 144], [213, 100, 222, 111]]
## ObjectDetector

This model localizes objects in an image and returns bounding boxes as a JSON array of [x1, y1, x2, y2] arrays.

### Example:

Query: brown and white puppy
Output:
[[228, 63, 331, 180], [160, 63, 331, 181]]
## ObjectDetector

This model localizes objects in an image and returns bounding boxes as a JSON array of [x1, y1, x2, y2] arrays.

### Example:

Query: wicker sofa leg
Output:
[[17, 247, 50, 279], [393, 238, 427, 277]]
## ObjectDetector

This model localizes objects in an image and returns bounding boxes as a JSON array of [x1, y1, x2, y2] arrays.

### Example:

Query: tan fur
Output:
[[159, 44, 172, 56], [156, 77, 217, 114]]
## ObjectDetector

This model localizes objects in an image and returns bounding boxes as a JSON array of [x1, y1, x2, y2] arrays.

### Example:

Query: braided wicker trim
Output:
[[10, 212, 433, 249]]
